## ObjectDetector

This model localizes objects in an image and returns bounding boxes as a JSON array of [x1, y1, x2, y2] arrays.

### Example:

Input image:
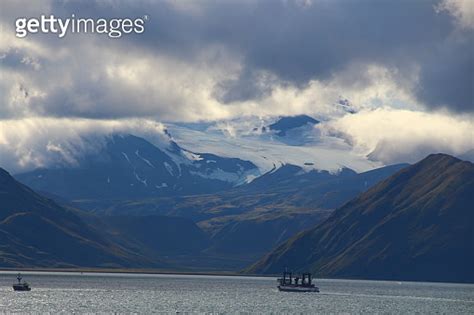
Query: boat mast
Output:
[[17, 273, 22, 283]]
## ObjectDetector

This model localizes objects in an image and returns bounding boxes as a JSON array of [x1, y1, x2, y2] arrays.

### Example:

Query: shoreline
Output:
[[0, 267, 275, 278], [1, 268, 473, 285]]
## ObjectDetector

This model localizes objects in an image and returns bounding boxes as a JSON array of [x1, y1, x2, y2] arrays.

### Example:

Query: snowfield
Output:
[[166, 122, 382, 174]]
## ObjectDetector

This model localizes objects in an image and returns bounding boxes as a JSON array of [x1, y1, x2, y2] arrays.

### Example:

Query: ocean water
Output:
[[0, 271, 473, 314]]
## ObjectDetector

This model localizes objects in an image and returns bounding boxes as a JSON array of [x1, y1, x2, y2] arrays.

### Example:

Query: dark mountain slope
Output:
[[89, 163, 405, 267], [103, 215, 211, 255], [15, 134, 258, 200], [248, 154, 474, 283], [0, 167, 156, 268], [98, 163, 406, 220]]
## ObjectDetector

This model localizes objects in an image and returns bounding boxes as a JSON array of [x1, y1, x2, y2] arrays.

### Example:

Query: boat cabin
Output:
[[277, 270, 319, 292]]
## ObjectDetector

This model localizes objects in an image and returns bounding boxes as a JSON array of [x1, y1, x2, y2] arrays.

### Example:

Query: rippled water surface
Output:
[[1, 271, 473, 313]]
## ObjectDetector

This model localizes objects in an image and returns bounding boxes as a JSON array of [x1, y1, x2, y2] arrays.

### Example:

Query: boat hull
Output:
[[13, 284, 31, 291], [278, 285, 319, 293]]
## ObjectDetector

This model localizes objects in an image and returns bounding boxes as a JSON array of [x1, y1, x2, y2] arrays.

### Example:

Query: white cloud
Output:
[[0, 0, 472, 173], [437, 0, 474, 29], [1, 23, 422, 123], [0, 21, 243, 121], [0, 1, 470, 121], [210, 63, 422, 121], [323, 108, 474, 164], [0, 117, 168, 173]]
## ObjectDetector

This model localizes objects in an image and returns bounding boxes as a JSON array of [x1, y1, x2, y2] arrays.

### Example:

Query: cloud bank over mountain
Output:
[[0, 0, 472, 170], [0, 118, 169, 172], [323, 108, 474, 164]]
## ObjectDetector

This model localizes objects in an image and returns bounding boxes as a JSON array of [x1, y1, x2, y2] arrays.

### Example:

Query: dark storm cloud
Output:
[[213, 69, 282, 103], [1, 0, 472, 172], [200, 0, 470, 111], [416, 32, 474, 112], [50, 0, 469, 112], [2, 0, 473, 116]]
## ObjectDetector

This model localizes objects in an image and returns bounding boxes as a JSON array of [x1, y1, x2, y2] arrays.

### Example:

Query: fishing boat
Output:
[[13, 273, 31, 291], [277, 271, 319, 292]]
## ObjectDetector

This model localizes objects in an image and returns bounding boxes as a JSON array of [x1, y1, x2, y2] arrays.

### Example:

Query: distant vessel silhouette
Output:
[[277, 270, 319, 292], [13, 273, 31, 291]]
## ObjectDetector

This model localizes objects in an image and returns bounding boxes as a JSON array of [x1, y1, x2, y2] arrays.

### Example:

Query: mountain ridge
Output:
[[0, 167, 158, 268], [248, 154, 474, 283], [15, 134, 259, 200]]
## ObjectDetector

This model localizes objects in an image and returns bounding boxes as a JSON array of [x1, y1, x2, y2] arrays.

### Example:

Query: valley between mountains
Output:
[[1, 116, 473, 283]]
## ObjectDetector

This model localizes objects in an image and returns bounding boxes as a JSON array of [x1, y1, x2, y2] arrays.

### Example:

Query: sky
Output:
[[0, 0, 473, 172]]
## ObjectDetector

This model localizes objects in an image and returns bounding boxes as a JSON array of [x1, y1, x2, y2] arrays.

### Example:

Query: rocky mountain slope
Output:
[[248, 154, 474, 283], [15, 134, 258, 200], [0, 167, 157, 268], [93, 163, 406, 266]]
